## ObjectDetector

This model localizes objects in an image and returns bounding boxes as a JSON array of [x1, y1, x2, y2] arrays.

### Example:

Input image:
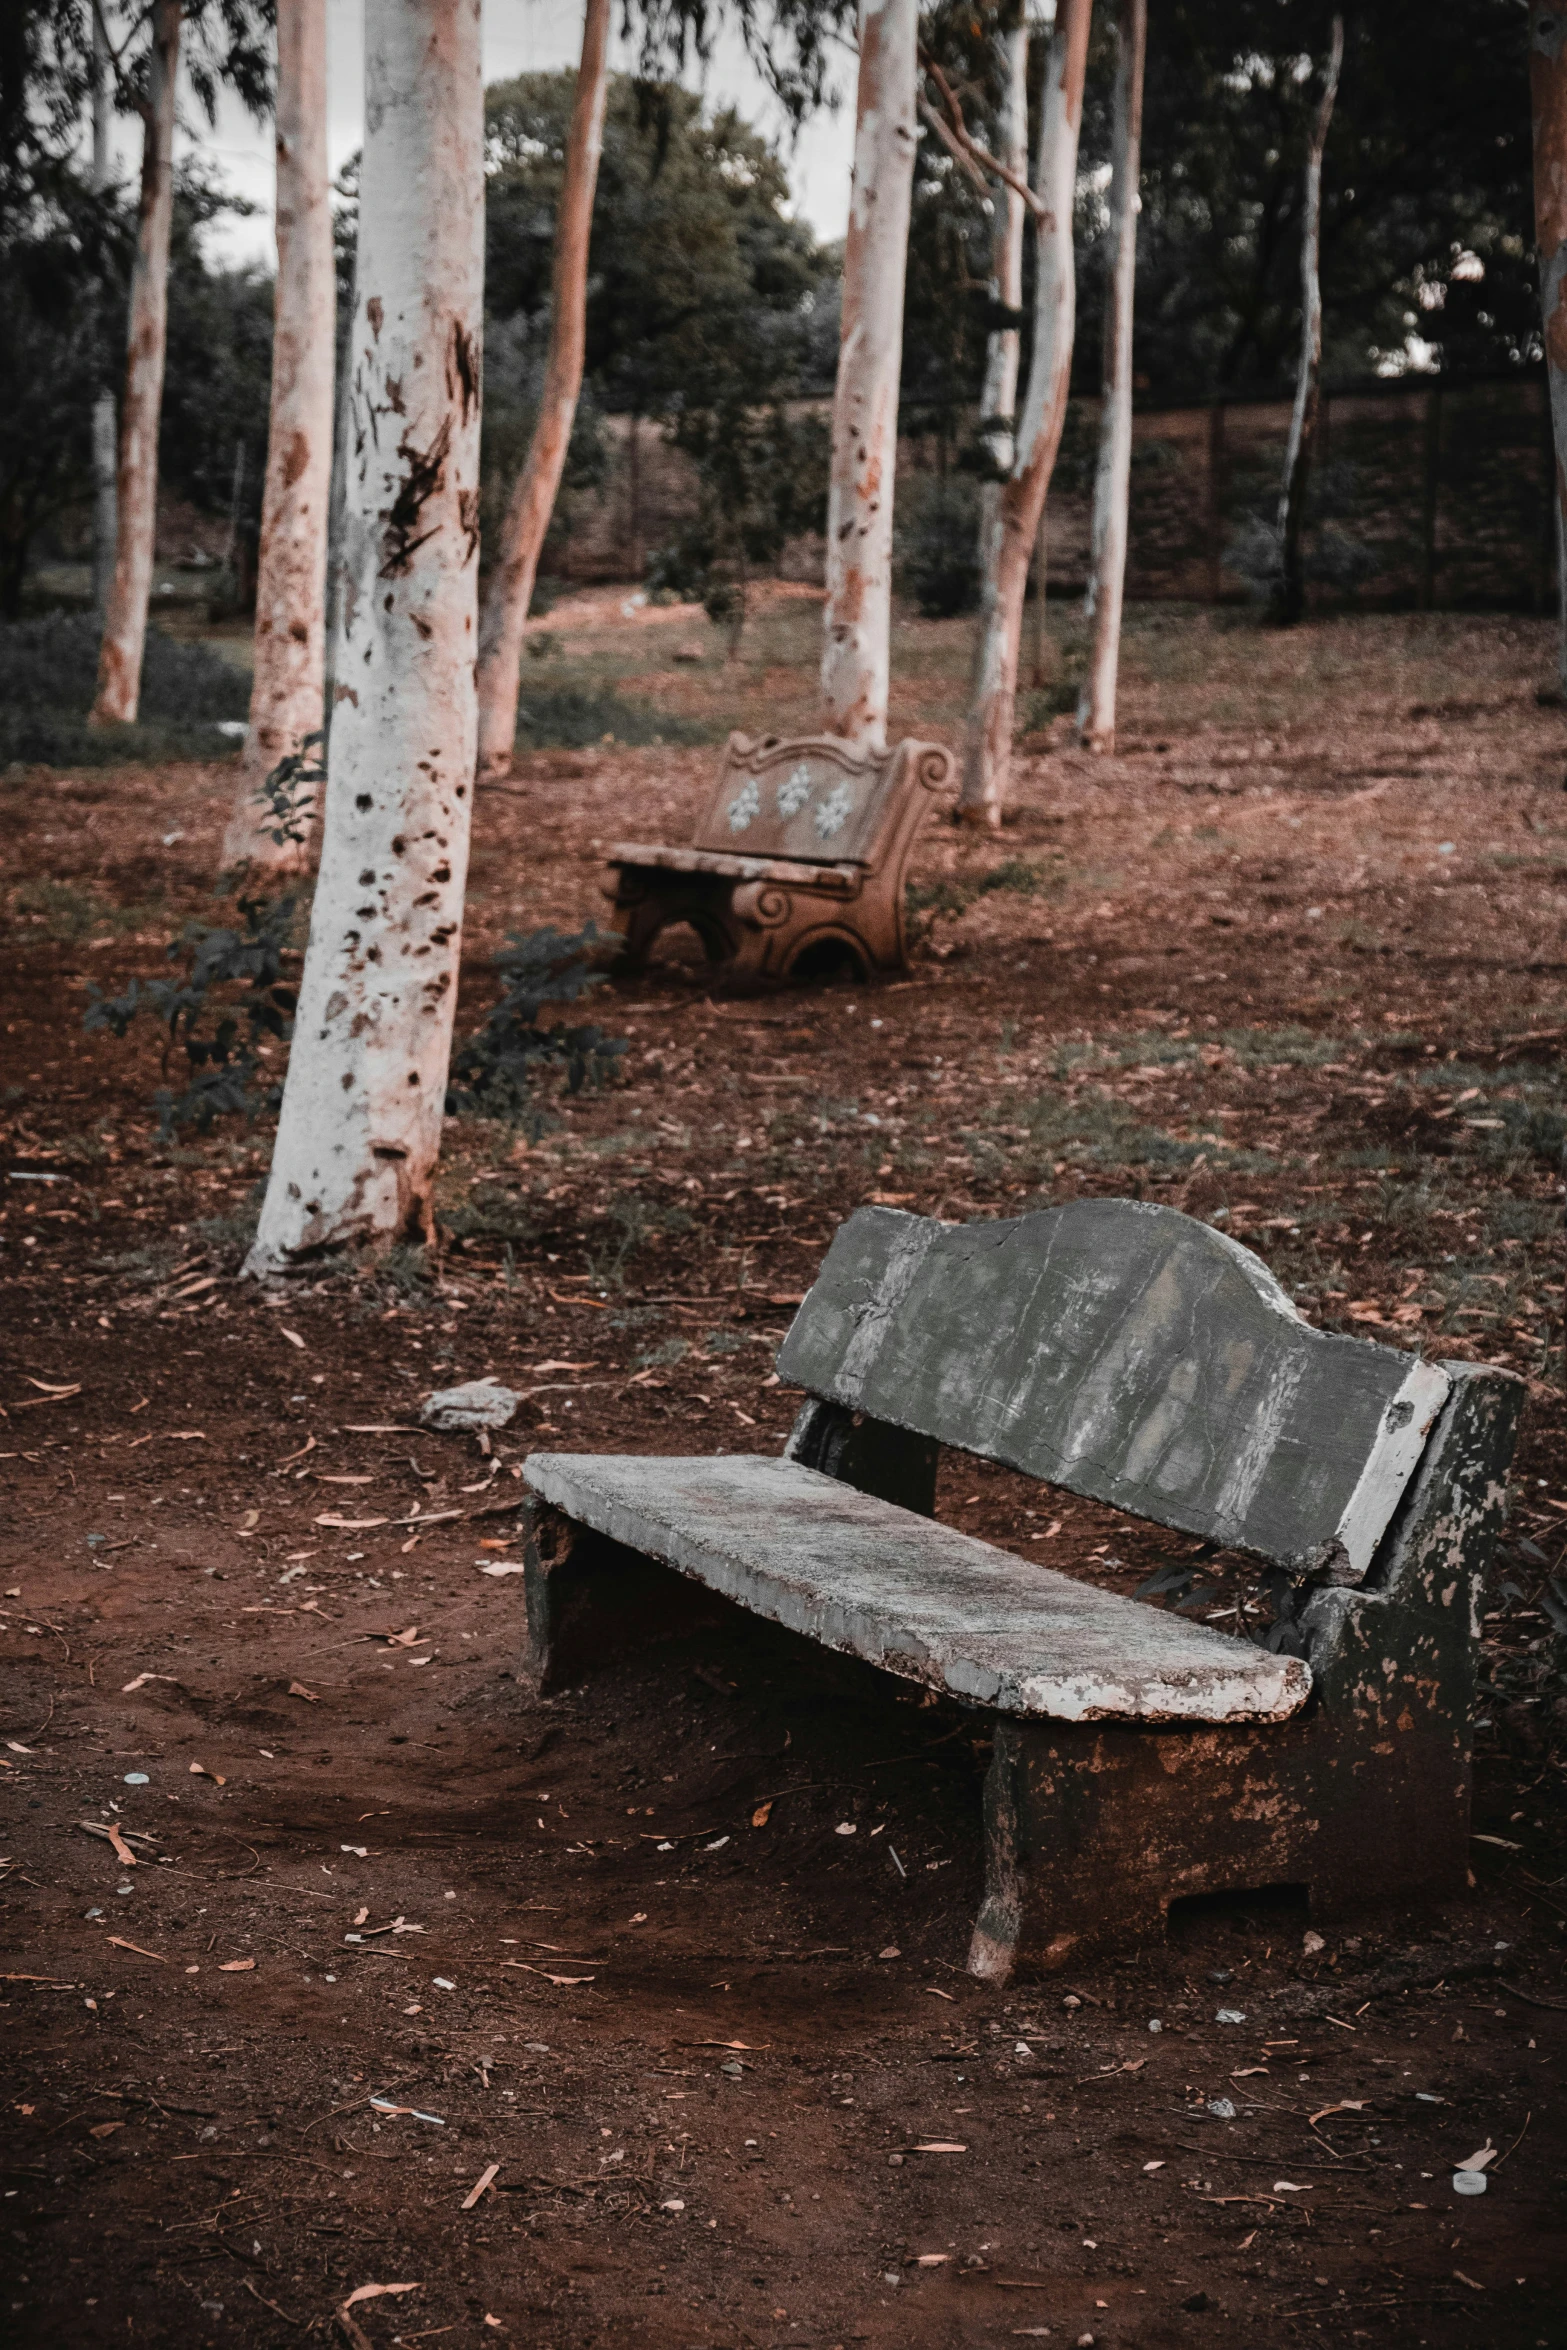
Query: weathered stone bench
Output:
[[520, 1201, 1521, 1975], [602, 731, 954, 985]]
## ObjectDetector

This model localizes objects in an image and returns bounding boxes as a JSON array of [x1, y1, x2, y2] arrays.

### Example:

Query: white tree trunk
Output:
[[90, 7, 118, 617], [1533, 3, 1567, 691], [246, 0, 485, 1275], [474, 0, 611, 779], [820, 0, 918, 749], [975, 16, 1029, 642], [223, 0, 336, 873], [1078, 0, 1145, 753], [90, 0, 180, 727], [959, 0, 1092, 827], [1275, 13, 1342, 627]]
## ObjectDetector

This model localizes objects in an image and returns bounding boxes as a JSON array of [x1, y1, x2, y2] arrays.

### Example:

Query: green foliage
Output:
[[0, 611, 249, 763], [484, 71, 833, 630], [1108, 2, 1535, 398], [648, 403, 828, 649], [446, 924, 627, 1130], [896, 476, 983, 620], [83, 892, 299, 1136], [512, 684, 711, 750]]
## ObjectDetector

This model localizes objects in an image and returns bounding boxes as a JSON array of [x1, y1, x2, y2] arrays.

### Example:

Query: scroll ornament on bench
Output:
[[517, 1200, 1522, 1976], [603, 731, 955, 985]]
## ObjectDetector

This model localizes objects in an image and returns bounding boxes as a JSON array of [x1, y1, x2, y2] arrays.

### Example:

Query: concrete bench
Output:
[[602, 731, 954, 985], [520, 1200, 1522, 1975]]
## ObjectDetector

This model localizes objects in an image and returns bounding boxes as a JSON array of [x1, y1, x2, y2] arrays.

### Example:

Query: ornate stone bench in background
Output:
[[519, 1200, 1521, 1976], [602, 731, 955, 986]]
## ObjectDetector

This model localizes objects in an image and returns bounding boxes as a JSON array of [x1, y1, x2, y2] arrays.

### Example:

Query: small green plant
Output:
[[584, 1191, 693, 1290], [83, 894, 299, 1136], [446, 923, 627, 1131], [252, 732, 325, 854]]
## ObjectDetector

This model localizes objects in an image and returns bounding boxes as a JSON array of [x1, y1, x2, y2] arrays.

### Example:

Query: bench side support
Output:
[[520, 1495, 714, 1694], [969, 1363, 1523, 1978], [786, 1396, 939, 1516]]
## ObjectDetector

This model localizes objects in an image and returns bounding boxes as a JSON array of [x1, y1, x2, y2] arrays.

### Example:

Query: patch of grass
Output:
[[907, 855, 1063, 928], [12, 878, 168, 941], [514, 686, 713, 751], [1220, 1025, 1347, 1068], [635, 1335, 689, 1369], [0, 613, 249, 768], [443, 1185, 540, 1247]]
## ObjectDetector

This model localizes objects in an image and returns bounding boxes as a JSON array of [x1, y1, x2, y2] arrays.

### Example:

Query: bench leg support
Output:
[[521, 1499, 716, 1695], [969, 1701, 1472, 1980]]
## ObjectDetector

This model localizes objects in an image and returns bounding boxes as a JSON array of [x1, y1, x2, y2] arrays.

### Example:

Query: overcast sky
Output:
[[134, 0, 858, 271]]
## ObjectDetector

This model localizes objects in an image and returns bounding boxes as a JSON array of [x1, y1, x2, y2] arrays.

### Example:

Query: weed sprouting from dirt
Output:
[[585, 1191, 694, 1290]]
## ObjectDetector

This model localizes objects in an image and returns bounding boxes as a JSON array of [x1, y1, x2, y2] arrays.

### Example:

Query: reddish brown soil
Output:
[[1, 608, 1565, 2350]]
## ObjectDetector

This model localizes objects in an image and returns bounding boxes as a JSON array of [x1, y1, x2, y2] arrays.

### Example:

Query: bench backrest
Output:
[[777, 1202, 1452, 1580], [692, 732, 949, 867]]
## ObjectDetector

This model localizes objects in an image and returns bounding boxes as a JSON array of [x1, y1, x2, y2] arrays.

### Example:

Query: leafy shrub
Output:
[[84, 894, 300, 1135], [446, 923, 627, 1131], [895, 475, 983, 618]]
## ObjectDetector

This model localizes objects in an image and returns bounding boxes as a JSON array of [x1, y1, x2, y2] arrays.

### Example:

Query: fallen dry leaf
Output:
[[1309, 2099, 1367, 2125], [910, 2141, 968, 2154], [314, 1513, 390, 1530], [503, 1963, 596, 1986], [751, 1800, 773, 1828], [337, 2281, 420, 2350], [88, 2121, 124, 2138], [461, 2161, 500, 2210], [218, 1958, 256, 1973], [287, 1681, 320, 1702], [280, 1328, 306, 1349], [188, 1761, 226, 1785], [106, 1935, 167, 1963], [80, 1819, 138, 1866], [121, 1672, 175, 1694]]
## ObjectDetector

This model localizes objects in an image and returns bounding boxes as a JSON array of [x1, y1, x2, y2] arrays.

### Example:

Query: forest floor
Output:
[[1, 596, 1566, 2350]]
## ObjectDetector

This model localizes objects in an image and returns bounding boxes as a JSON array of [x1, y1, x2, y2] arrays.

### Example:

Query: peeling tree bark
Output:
[[820, 0, 919, 751], [245, 0, 485, 1275], [1077, 0, 1144, 754], [1531, 2, 1567, 692], [89, 0, 180, 727], [975, 14, 1029, 673], [474, 0, 611, 780], [1275, 13, 1342, 630], [958, 0, 1091, 829], [222, 0, 336, 874], [90, 6, 118, 617]]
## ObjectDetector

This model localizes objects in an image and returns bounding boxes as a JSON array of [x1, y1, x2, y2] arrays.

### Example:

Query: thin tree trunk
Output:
[[1078, 0, 1145, 752], [1531, 2, 1567, 691], [820, 0, 919, 749], [976, 15, 1028, 673], [223, 0, 336, 874], [90, 0, 180, 726], [245, 0, 485, 1275], [959, 0, 1091, 827], [1275, 13, 1343, 629], [473, 0, 611, 779], [90, 6, 118, 617], [323, 230, 357, 694]]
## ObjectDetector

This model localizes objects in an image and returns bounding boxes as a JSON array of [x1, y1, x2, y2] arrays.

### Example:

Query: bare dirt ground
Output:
[[1, 599, 1565, 2350]]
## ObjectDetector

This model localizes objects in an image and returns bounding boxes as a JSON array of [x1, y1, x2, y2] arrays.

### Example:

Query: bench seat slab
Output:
[[521, 1451, 1311, 1724]]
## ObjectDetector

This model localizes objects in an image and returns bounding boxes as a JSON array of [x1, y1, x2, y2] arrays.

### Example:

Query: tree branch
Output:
[[918, 51, 1045, 223]]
